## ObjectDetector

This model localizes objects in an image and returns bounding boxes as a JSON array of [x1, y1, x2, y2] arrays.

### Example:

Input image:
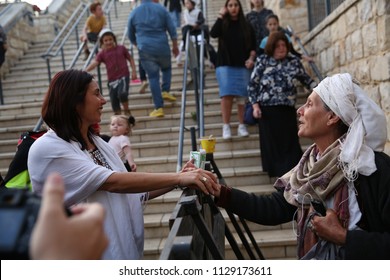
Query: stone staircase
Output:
[[0, 0, 309, 260]]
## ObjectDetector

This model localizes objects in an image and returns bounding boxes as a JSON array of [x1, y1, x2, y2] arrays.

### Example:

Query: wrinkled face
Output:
[[102, 34, 115, 49], [266, 18, 279, 33], [297, 91, 332, 140], [227, 0, 240, 19], [77, 80, 106, 127], [273, 39, 288, 60]]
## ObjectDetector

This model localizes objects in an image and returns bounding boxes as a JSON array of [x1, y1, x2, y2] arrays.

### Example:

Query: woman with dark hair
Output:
[[28, 69, 218, 260], [210, 0, 256, 140], [248, 31, 316, 178]]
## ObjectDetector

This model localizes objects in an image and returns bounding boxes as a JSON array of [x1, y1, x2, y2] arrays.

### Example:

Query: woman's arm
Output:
[[216, 186, 296, 225], [100, 168, 218, 195]]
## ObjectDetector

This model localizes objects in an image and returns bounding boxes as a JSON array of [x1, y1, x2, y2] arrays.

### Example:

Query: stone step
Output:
[[143, 228, 297, 260], [1, 72, 218, 103]]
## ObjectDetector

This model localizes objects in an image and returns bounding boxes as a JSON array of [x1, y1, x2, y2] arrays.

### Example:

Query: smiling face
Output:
[[77, 80, 106, 129], [110, 116, 130, 137], [102, 34, 115, 49]]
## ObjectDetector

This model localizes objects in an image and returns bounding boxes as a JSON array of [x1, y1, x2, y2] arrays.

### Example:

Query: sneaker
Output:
[[149, 108, 164, 117], [139, 81, 148, 94], [222, 124, 232, 140], [162, 91, 176, 102], [238, 124, 249, 137]]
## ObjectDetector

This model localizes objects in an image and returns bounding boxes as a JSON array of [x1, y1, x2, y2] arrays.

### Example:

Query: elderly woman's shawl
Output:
[[274, 140, 349, 258]]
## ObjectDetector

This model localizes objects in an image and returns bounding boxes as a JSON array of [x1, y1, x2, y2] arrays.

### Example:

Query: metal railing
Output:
[[285, 25, 324, 81], [40, 0, 117, 83], [34, 0, 119, 131], [307, 0, 345, 30], [176, 29, 206, 172]]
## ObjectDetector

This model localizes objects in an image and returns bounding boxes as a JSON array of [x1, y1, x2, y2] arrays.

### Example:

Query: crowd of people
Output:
[[1, 0, 389, 261]]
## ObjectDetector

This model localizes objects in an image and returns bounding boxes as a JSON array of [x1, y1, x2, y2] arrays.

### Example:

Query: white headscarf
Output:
[[314, 73, 387, 181]]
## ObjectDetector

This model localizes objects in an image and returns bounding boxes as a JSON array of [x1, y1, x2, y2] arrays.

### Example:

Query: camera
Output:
[[0, 187, 41, 259]]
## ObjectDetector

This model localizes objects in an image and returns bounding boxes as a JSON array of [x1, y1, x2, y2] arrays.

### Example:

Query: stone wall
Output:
[[0, 0, 83, 77], [265, 0, 390, 153]]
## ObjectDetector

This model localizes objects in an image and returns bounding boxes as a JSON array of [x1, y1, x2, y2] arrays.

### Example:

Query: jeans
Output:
[[138, 58, 147, 81], [139, 51, 172, 109], [169, 11, 181, 28], [108, 76, 129, 113]]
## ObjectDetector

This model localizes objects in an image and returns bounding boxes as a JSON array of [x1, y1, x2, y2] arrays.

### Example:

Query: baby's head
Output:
[[265, 14, 279, 33], [110, 115, 135, 136]]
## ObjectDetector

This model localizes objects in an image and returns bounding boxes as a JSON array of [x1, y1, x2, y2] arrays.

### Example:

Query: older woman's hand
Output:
[[311, 209, 347, 246], [252, 103, 262, 119]]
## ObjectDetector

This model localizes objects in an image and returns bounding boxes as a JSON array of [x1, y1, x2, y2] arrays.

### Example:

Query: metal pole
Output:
[[198, 30, 205, 138], [0, 77, 3, 105], [286, 25, 323, 81]]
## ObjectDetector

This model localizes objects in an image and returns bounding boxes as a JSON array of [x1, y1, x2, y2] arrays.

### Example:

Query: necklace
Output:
[[89, 148, 113, 170]]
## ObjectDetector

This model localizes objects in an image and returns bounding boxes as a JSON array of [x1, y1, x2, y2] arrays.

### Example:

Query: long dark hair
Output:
[[222, 0, 253, 49], [42, 69, 94, 150]]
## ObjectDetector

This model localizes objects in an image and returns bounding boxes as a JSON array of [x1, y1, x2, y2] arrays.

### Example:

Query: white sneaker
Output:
[[222, 124, 232, 139], [237, 124, 249, 137]]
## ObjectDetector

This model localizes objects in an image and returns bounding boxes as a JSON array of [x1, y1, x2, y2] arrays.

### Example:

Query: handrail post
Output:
[[176, 32, 191, 172], [75, 27, 80, 50], [0, 77, 4, 105], [198, 30, 205, 138], [60, 47, 66, 70], [46, 57, 52, 84]]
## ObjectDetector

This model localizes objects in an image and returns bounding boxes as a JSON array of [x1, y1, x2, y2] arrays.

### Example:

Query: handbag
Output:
[[244, 102, 257, 125]]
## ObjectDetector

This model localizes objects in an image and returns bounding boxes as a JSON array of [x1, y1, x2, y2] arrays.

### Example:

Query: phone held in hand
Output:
[[310, 199, 326, 216]]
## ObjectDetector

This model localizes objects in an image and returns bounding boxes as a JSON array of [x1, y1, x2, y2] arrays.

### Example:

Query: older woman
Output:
[[28, 69, 218, 260], [217, 73, 390, 259], [248, 30, 316, 178]]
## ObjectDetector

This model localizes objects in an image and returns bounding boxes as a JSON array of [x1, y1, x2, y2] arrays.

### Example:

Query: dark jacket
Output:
[[164, 0, 184, 12], [217, 152, 390, 259]]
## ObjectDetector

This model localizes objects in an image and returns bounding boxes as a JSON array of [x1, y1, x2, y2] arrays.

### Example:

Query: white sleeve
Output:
[[28, 134, 114, 207]]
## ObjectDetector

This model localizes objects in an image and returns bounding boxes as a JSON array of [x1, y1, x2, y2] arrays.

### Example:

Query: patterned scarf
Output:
[[274, 139, 350, 258]]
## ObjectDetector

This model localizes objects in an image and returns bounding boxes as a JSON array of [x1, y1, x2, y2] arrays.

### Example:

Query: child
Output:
[[245, 0, 274, 55], [177, 0, 205, 66], [86, 29, 137, 115], [80, 1, 106, 61], [259, 14, 313, 61], [108, 115, 137, 172]]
